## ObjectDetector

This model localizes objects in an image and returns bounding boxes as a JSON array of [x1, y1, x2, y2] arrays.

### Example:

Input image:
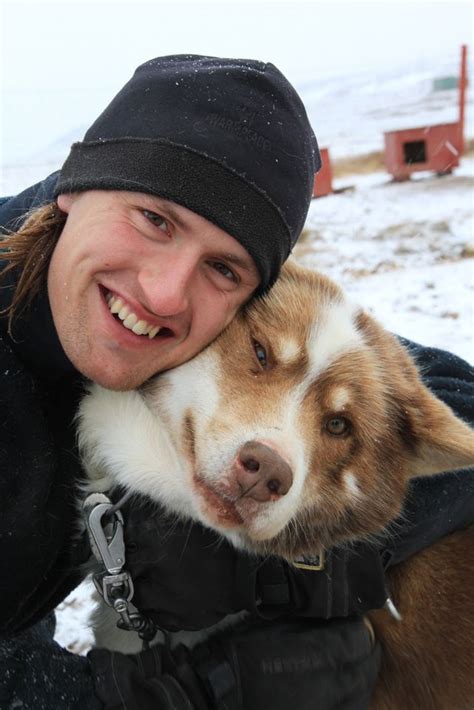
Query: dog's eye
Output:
[[325, 416, 351, 436], [253, 340, 268, 369]]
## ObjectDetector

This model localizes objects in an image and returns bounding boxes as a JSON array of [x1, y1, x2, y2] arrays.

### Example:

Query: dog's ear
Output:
[[398, 383, 474, 477]]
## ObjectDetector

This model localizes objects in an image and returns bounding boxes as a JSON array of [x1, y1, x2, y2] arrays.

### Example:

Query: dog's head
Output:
[[80, 262, 474, 559]]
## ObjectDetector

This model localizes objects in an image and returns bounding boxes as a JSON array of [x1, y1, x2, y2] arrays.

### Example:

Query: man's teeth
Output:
[[106, 293, 161, 339]]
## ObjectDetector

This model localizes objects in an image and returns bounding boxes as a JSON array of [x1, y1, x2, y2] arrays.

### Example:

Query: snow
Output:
[[298, 160, 474, 363], [1, 50, 472, 652], [54, 581, 96, 656]]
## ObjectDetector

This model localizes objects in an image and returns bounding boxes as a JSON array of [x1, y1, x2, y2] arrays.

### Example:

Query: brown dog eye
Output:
[[325, 416, 351, 436], [253, 340, 268, 369]]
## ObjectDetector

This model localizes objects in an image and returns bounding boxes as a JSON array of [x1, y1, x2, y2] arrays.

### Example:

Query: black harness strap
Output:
[[253, 542, 388, 621]]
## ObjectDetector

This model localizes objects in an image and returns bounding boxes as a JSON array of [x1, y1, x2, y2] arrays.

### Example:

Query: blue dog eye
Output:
[[253, 341, 268, 368]]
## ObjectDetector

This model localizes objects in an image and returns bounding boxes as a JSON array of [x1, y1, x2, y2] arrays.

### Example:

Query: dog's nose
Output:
[[235, 441, 293, 502]]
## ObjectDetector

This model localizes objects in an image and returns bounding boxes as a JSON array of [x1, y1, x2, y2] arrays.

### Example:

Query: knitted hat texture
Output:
[[55, 54, 320, 291]]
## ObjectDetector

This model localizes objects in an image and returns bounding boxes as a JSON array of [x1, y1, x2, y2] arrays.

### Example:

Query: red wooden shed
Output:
[[312, 147, 333, 197], [384, 45, 468, 181]]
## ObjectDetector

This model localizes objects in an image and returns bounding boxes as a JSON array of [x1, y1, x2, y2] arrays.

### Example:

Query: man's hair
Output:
[[0, 203, 66, 333]]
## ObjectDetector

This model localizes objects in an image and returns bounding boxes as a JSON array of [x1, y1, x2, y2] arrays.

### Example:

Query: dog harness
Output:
[[83, 489, 395, 650]]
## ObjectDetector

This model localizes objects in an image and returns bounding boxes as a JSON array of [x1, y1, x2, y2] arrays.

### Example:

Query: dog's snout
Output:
[[235, 441, 293, 502]]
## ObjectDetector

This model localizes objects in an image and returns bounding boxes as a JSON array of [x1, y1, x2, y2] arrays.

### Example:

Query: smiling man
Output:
[[50, 190, 260, 389], [0, 55, 390, 710]]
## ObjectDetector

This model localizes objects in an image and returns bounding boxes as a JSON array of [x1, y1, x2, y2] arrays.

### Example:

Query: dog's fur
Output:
[[78, 261, 474, 709]]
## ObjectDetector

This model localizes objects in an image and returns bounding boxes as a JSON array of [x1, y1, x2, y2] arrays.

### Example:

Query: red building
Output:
[[384, 45, 467, 180], [312, 147, 333, 197]]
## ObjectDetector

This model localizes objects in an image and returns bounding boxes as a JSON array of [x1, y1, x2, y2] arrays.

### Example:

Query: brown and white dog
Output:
[[78, 261, 474, 709]]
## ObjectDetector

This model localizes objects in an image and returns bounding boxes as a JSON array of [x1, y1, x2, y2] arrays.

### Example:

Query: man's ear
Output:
[[56, 193, 74, 213], [400, 385, 474, 477]]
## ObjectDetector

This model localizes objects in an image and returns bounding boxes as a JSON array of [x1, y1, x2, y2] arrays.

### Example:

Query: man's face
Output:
[[49, 190, 260, 390]]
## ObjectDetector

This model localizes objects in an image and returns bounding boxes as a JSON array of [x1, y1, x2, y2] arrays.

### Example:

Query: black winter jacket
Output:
[[0, 175, 473, 636], [0, 179, 85, 632]]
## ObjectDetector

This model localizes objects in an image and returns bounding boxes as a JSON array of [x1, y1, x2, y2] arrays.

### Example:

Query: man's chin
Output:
[[76, 360, 152, 391]]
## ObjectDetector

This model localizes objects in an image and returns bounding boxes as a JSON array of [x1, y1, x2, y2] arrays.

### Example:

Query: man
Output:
[[0, 54, 472, 710]]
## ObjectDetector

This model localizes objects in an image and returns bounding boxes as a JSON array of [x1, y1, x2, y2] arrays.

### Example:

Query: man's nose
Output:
[[138, 261, 193, 317]]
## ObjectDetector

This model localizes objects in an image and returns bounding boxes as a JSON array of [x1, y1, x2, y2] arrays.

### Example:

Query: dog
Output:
[[78, 260, 474, 709]]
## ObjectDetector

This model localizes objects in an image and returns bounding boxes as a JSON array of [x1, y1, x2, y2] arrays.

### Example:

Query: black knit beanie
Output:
[[55, 54, 320, 292]]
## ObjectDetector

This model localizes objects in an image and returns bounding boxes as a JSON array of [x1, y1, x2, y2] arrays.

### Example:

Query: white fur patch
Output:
[[77, 386, 195, 518], [153, 350, 221, 434], [307, 300, 364, 378], [330, 386, 351, 411], [276, 337, 301, 364], [344, 471, 360, 500]]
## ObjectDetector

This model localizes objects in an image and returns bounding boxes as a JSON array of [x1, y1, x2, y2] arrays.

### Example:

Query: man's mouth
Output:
[[105, 291, 174, 340]]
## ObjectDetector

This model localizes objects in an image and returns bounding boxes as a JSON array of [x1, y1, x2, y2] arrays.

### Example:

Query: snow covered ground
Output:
[[2, 49, 472, 653], [298, 159, 474, 363]]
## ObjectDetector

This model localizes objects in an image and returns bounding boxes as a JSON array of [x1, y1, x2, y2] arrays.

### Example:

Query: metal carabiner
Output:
[[84, 493, 126, 574], [83, 492, 158, 648]]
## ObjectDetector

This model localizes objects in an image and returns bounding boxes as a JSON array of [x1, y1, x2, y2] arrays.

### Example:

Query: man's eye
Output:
[[211, 261, 237, 282], [143, 209, 168, 232]]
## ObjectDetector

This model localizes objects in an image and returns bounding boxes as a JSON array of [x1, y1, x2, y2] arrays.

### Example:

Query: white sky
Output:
[[1, 0, 472, 165]]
